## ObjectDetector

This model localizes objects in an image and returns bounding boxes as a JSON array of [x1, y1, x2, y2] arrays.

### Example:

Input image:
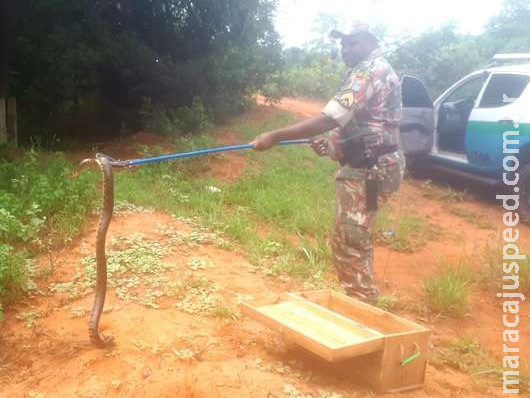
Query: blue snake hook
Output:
[[96, 138, 312, 167]]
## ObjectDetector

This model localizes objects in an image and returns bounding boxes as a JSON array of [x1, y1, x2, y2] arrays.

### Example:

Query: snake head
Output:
[[96, 153, 117, 162], [96, 153, 131, 167]]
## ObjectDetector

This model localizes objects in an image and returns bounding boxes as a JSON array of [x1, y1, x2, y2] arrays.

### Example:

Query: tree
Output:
[[484, 0, 530, 53], [8, 0, 282, 145], [388, 25, 489, 97]]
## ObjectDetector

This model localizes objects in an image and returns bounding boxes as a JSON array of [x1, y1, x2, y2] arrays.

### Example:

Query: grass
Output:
[[0, 246, 29, 318], [422, 182, 471, 204], [209, 301, 239, 320], [421, 181, 494, 229], [480, 244, 530, 295], [375, 295, 398, 311], [431, 336, 530, 393], [0, 149, 97, 310], [114, 112, 337, 280], [445, 204, 494, 230], [423, 263, 472, 316], [431, 336, 496, 374], [375, 203, 442, 252], [0, 109, 507, 319]]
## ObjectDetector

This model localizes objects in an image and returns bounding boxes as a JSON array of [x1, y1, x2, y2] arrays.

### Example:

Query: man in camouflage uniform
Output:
[[252, 22, 404, 304]]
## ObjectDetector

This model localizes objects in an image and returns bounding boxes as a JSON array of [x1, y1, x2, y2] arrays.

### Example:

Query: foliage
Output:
[[112, 111, 336, 282], [375, 204, 442, 253], [0, 245, 28, 312], [431, 335, 529, 393], [480, 244, 530, 295], [7, 0, 281, 145], [261, 51, 345, 101], [388, 25, 487, 98], [423, 265, 472, 316], [6, 0, 530, 142], [388, 1, 530, 97], [260, 13, 344, 101], [484, 0, 530, 53], [376, 295, 398, 311], [140, 97, 213, 137], [431, 336, 495, 373], [0, 149, 97, 308], [263, 0, 530, 102], [0, 150, 96, 243]]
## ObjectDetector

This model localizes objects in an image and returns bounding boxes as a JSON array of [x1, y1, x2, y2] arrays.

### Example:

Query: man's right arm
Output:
[[252, 114, 339, 151]]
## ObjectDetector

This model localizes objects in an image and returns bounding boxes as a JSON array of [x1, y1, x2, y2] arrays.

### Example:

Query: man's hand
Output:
[[251, 132, 277, 151], [250, 114, 339, 152], [310, 137, 329, 156], [311, 132, 343, 160]]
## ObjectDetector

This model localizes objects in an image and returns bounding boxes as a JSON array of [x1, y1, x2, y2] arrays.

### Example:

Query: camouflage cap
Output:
[[330, 21, 377, 41]]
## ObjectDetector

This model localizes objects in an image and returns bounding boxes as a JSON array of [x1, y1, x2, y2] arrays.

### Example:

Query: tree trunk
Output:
[[0, 98, 6, 144], [0, 0, 8, 144], [7, 97, 16, 147]]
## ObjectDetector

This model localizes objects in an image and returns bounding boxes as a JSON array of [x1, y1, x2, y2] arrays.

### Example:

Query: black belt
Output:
[[340, 143, 399, 169], [338, 141, 399, 212]]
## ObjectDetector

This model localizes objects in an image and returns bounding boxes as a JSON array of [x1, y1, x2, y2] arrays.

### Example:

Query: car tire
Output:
[[405, 154, 428, 178], [517, 163, 530, 225]]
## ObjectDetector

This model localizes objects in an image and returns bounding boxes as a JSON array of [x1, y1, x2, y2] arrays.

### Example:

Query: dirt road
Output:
[[0, 97, 528, 397]]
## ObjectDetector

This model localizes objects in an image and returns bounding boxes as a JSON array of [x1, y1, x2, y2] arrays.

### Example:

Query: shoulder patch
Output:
[[351, 75, 368, 92], [336, 92, 354, 108]]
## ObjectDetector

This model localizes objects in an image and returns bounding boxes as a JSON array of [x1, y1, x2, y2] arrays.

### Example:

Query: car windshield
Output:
[[443, 73, 489, 104]]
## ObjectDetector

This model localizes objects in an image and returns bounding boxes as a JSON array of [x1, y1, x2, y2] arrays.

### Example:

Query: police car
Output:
[[399, 53, 530, 219]]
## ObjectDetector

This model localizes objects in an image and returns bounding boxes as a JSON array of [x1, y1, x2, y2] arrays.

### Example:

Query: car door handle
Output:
[[498, 119, 514, 124]]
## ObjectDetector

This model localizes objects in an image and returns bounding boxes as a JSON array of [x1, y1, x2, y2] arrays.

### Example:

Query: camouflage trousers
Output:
[[331, 151, 404, 303]]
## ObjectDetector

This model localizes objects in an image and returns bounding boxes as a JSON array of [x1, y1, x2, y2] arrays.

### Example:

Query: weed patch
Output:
[[431, 336, 529, 393], [375, 295, 398, 312], [431, 336, 495, 373], [0, 246, 29, 313], [376, 204, 442, 252], [79, 234, 180, 308], [420, 182, 493, 229], [209, 301, 240, 320], [446, 205, 494, 229], [480, 244, 530, 295], [422, 182, 471, 203], [0, 149, 97, 307], [423, 264, 472, 316], [114, 114, 336, 283]]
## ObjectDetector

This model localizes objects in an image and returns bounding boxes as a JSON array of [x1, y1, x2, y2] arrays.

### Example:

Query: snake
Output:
[[74, 154, 115, 348]]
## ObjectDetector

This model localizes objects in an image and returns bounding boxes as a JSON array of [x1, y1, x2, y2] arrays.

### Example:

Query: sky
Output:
[[274, 0, 504, 48]]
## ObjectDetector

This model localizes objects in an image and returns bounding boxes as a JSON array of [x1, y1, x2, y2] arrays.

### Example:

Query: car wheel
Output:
[[405, 154, 428, 178], [517, 163, 530, 225]]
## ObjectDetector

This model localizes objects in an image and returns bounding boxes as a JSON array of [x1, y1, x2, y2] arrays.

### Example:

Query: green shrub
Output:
[[261, 58, 345, 101], [260, 72, 287, 104], [424, 265, 472, 316], [375, 205, 442, 252], [480, 244, 530, 295], [0, 245, 29, 315], [140, 97, 213, 137], [0, 149, 97, 307], [1, 150, 96, 243]]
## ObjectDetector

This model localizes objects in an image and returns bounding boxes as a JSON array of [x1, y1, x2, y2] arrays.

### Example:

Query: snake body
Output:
[[76, 155, 115, 348]]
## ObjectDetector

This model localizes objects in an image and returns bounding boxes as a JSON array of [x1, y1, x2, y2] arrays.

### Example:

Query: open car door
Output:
[[400, 75, 434, 155]]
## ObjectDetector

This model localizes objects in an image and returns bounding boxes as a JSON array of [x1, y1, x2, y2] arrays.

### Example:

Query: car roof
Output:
[[482, 64, 530, 74]]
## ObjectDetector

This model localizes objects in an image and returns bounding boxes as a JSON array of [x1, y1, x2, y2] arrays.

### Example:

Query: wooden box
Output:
[[241, 290, 430, 393]]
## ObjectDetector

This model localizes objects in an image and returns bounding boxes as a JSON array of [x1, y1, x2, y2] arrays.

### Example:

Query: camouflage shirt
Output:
[[322, 48, 404, 179]]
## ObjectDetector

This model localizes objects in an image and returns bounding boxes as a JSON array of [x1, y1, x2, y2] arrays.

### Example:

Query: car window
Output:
[[401, 76, 432, 108], [443, 73, 489, 105], [479, 74, 530, 108]]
